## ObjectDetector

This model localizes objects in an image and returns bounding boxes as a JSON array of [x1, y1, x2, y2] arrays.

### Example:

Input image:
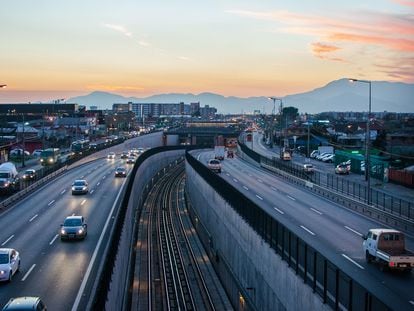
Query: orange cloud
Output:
[[311, 42, 344, 62]]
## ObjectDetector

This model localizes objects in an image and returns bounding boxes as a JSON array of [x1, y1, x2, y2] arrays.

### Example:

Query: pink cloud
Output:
[[392, 0, 414, 7], [311, 42, 344, 62]]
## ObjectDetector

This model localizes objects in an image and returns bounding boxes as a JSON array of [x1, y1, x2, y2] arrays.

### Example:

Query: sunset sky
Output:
[[1, 0, 413, 103]]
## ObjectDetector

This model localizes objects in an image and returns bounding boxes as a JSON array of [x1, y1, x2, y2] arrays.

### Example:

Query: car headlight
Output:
[[0, 270, 5, 275], [82, 186, 87, 190], [23, 175, 27, 179], [72, 186, 76, 191], [49, 159, 54, 163], [78, 229, 83, 234], [4, 182, 9, 187], [40, 159, 44, 162], [61, 229, 66, 234]]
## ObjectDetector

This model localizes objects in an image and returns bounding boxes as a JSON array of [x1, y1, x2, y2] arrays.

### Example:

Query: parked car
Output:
[[2, 297, 47, 310], [310, 150, 319, 158], [317, 153, 332, 161], [115, 167, 127, 177], [60, 216, 87, 240], [71, 179, 89, 195], [32, 149, 43, 157], [0, 248, 20, 282], [321, 154, 335, 163], [22, 169, 37, 181], [207, 159, 222, 173]]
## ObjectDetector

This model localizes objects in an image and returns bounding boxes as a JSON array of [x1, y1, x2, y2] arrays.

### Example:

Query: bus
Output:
[[40, 148, 61, 166], [71, 140, 90, 155]]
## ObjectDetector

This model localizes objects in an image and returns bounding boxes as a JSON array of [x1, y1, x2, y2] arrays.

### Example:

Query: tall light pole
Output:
[[268, 97, 283, 149], [349, 78, 372, 205]]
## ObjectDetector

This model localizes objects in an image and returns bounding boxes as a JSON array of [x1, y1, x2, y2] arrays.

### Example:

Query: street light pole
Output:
[[268, 97, 283, 149], [22, 114, 25, 167], [349, 78, 372, 205]]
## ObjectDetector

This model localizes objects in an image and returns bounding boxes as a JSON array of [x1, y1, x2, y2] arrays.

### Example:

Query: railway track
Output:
[[134, 162, 232, 310]]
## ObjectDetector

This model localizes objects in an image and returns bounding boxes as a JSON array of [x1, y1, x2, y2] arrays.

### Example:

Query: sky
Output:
[[0, 0, 413, 103]]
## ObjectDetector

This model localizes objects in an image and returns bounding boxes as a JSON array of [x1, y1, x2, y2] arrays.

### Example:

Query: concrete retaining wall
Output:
[[186, 162, 330, 311]]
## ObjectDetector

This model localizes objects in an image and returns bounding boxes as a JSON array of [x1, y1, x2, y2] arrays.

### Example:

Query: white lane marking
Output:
[[80, 175, 84, 178], [300, 225, 315, 236], [81, 199, 86, 206], [197, 154, 201, 161], [90, 189, 94, 194], [271, 186, 278, 192], [248, 173, 253, 177], [48, 200, 55, 206], [243, 186, 249, 191], [273, 207, 284, 215], [233, 178, 238, 183], [342, 254, 365, 270], [257, 179, 263, 183], [21, 264, 36, 281], [225, 173, 230, 177], [310, 208, 323, 215], [409, 301, 414, 306], [72, 175, 129, 311], [287, 195, 296, 201], [29, 214, 38, 222], [97, 182, 101, 186], [61, 189, 66, 195], [256, 195, 263, 200], [1, 235, 14, 246], [49, 234, 59, 245], [344, 226, 363, 237], [102, 175, 106, 179]]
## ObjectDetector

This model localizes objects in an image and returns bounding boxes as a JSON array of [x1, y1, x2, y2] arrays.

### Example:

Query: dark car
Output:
[[71, 179, 89, 195], [2, 297, 47, 310], [115, 167, 127, 177], [22, 169, 36, 181], [126, 156, 136, 164], [120, 151, 129, 159], [60, 216, 87, 240]]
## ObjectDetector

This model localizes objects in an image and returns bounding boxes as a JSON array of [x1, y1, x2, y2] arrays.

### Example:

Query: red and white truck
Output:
[[363, 228, 414, 272]]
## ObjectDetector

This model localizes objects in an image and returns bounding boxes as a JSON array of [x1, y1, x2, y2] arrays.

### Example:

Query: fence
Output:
[[186, 151, 396, 311], [239, 139, 414, 222]]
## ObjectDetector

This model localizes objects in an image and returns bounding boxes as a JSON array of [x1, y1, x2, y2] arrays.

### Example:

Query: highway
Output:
[[195, 149, 414, 310], [0, 131, 164, 310]]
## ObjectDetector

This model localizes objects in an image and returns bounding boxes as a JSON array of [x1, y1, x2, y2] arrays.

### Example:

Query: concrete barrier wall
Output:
[[186, 162, 330, 311], [105, 149, 185, 310]]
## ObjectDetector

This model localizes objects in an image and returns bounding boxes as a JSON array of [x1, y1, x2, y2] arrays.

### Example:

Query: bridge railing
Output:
[[186, 150, 395, 311]]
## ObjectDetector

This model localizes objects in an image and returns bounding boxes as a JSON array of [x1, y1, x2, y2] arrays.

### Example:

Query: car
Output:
[[303, 163, 314, 173], [335, 163, 350, 174], [31, 149, 43, 157], [120, 151, 129, 159], [60, 215, 87, 240], [0, 248, 20, 282], [2, 297, 47, 310], [321, 154, 335, 163], [137, 147, 144, 154], [115, 167, 127, 177], [22, 169, 36, 181], [107, 152, 116, 159], [71, 179, 89, 195], [207, 159, 222, 173], [316, 152, 332, 161], [129, 148, 139, 156], [10, 149, 30, 157], [126, 156, 136, 164]]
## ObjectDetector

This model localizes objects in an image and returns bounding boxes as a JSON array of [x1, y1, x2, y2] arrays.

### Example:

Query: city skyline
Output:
[[1, 0, 413, 103]]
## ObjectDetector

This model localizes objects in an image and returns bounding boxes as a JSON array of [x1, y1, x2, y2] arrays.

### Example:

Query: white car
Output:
[[321, 154, 335, 163], [207, 159, 222, 173], [107, 152, 116, 159], [0, 248, 20, 282], [32, 149, 43, 157], [317, 153, 332, 161]]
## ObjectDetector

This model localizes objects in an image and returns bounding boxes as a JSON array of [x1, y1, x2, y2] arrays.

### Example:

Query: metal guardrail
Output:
[[185, 151, 397, 311], [239, 139, 414, 223]]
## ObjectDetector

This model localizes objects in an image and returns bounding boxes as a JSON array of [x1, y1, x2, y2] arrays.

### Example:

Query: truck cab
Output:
[[0, 162, 20, 194]]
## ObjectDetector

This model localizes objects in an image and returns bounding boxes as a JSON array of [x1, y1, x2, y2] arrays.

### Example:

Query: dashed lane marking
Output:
[[243, 186, 249, 191], [256, 195, 263, 200], [310, 208, 323, 215], [271, 186, 278, 192], [29, 214, 38, 222], [233, 178, 238, 183], [81, 199, 86, 206], [287, 195, 296, 201], [49, 234, 59, 245], [60, 189, 66, 195], [300, 225, 315, 236], [90, 189, 94, 194], [48, 200, 55, 206], [97, 182, 100, 186], [21, 264, 36, 281], [345, 226, 363, 237], [1, 235, 14, 246], [342, 254, 364, 269], [273, 207, 284, 215]]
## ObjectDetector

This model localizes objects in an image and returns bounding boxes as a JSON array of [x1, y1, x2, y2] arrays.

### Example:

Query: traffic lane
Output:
[[210, 153, 414, 306], [0, 160, 109, 246], [0, 159, 128, 308]]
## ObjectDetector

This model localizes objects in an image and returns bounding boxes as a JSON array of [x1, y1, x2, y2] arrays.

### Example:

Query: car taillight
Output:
[[389, 262, 395, 267]]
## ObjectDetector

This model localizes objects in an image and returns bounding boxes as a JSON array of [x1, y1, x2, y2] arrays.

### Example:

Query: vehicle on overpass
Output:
[[207, 159, 222, 173], [71, 139, 90, 155], [0, 248, 20, 282], [40, 148, 61, 166], [363, 228, 414, 272]]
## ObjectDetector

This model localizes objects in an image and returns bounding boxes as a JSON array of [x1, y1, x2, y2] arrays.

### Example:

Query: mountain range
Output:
[[68, 78, 414, 114]]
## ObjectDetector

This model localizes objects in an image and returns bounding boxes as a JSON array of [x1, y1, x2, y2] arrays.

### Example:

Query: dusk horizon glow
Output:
[[1, 0, 413, 103]]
